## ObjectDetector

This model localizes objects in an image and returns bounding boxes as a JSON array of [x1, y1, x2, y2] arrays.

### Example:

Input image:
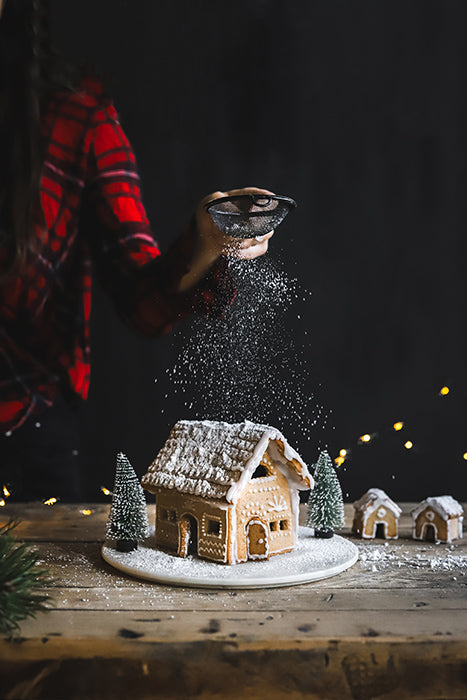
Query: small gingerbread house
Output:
[[141, 420, 313, 564], [411, 496, 464, 544], [352, 488, 401, 539]]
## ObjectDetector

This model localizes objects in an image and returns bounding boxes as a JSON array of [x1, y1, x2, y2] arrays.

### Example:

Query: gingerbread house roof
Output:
[[141, 419, 313, 503], [411, 496, 464, 521], [353, 488, 402, 516]]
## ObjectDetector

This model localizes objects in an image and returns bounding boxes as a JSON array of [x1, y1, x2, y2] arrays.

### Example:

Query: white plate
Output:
[[101, 527, 358, 589]]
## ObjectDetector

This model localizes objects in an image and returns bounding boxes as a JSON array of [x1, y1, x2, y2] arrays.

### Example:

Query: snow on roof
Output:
[[141, 419, 312, 503], [411, 496, 464, 521], [353, 488, 402, 516]]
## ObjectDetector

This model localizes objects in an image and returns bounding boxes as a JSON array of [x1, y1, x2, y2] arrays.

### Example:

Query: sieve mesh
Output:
[[205, 194, 296, 238]]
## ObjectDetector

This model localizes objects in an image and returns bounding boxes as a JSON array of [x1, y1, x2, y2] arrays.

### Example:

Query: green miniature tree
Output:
[[0, 520, 53, 635], [106, 452, 150, 552], [306, 450, 345, 538]]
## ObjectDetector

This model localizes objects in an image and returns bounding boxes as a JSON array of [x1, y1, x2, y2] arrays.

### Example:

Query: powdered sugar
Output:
[[358, 541, 467, 573], [166, 256, 329, 457]]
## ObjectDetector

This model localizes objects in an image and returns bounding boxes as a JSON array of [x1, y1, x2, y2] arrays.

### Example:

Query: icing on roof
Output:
[[353, 488, 402, 516], [411, 496, 464, 520], [141, 419, 312, 503]]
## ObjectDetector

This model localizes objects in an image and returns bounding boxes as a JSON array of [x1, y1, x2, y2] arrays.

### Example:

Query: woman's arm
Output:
[[84, 97, 272, 333]]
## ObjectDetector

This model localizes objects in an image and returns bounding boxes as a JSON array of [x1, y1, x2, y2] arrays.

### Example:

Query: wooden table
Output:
[[1, 503, 466, 700]]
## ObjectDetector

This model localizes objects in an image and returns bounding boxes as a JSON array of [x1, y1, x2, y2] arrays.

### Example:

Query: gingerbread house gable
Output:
[[411, 496, 464, 543], [352, 488, 401, 539], [141, 420, 313, 564]]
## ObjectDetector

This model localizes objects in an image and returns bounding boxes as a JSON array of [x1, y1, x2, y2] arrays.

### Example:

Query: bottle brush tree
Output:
[[306, 450, 345, 538], [106, 452, 150, 552]]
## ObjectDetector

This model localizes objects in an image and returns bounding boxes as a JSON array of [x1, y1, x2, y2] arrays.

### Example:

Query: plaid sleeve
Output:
[[85, 101, 235, 335]]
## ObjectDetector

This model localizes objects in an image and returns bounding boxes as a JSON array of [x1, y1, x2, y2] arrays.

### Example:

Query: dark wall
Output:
[[51, 0, 466, 501]]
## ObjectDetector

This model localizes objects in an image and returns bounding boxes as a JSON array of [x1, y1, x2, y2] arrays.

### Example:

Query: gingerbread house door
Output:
[[422, 522, 437, 542], [178, 514, 198, 558], [247, 520, 268, 560]]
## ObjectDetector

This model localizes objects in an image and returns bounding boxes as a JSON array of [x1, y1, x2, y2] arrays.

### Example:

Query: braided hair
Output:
[[0, 0, 80, 274]]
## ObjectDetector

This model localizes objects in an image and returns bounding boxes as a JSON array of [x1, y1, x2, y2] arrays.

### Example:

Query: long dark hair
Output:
[[0, 0, 79, 275]]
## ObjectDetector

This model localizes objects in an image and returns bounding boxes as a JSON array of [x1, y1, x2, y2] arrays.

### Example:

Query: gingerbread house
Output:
[[352, 488, 401, 539], [141, 420, 313, 564], [411, 496, 464, 543]]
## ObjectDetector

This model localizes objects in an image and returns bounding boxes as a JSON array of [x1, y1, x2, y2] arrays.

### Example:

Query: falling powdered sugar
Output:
[[168, 255, 329, 451]]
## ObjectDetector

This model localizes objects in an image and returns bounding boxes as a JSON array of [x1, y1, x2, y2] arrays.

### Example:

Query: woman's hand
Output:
[[195, 186, 275, 262], [178, 187, 275, 292]]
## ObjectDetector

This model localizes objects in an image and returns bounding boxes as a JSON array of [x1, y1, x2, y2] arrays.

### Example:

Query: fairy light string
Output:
[[334, 384, 464, 468]]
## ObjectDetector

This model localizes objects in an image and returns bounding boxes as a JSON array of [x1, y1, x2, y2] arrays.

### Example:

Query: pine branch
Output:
[[0, 520, 54, 635]]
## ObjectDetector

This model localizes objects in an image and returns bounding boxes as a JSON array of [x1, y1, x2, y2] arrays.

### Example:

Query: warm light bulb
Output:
[[0, 499, 5, 507], [463, 453, 467, 461], [339, 449, 347, 457], [360, 434, 371, 443], [335, 456, 345, 467], [404, 441, 413, 450], [101, 487, 111, 496], [440, 386, 450, 396], [43, 497, 57, 506], [80, 509, 92, 516], [393, 422, 404, 432]]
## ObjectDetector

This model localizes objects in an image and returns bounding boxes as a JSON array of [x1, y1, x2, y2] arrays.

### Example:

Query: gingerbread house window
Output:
[[279, 520, 289, 531], [206, 517, 221, 537], [252, 464, 271, 479], [160, 508, 176, 522], [269, 521, 279, 532]]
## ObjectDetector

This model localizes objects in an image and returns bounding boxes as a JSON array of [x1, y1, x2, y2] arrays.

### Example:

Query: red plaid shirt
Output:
[[0, 78, 233, 433]]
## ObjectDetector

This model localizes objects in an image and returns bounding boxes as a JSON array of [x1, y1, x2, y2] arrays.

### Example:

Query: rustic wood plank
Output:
[[1, 638, 466, 700], [5, 608, 467, 642], [42, 585, 467, 612], [0, 502, 114, 542]]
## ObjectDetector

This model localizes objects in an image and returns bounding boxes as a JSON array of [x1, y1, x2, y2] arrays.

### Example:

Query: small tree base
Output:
[[116, 539, 138, 552], [314, 528, 334, 539]]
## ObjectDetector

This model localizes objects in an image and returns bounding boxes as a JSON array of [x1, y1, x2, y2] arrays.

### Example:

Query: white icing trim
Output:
[[353, 488, 402, 517], [291, 489, 300, 543], [226, 432, 272, 503], [420, 521, 438, 542], [229, 505, 237, 564], [411, 496, 464, 521], [267, 441, 313, 490]]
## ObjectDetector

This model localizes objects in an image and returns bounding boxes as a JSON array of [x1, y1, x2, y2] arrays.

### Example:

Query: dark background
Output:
[[51, 0, 466, 502]]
